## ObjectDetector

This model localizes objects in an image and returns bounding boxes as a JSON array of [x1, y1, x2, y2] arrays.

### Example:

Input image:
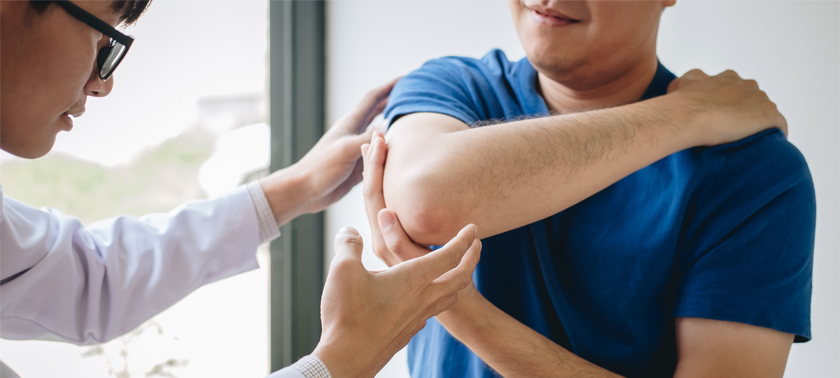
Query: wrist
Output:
[[642, 94, 707, 150], [436, 285, 484, 325], [311, 331, 366, 378], [259, 165, 310, 227]]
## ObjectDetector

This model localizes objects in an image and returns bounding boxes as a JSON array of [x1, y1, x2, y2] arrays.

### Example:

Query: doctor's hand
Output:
[[311, 225, 481, 378], [360, 132, 484, 305], [259, 78, 398, 226]]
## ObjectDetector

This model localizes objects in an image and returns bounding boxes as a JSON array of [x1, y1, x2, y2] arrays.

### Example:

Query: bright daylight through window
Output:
[[0, 2, 271, 377]]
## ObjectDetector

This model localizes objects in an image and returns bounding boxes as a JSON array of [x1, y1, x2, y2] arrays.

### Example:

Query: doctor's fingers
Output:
[[394, 224, 478, 287], [342, 78, 398, 134], [331, 227, 365, 267], [421, 293, 459, 320], [378, 209, 429, 262], [362, 136, 400, 266], [426, 237, 481, 298]]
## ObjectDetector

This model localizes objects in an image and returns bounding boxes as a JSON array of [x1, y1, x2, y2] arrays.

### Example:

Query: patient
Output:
[[366, 1, 816, 377]]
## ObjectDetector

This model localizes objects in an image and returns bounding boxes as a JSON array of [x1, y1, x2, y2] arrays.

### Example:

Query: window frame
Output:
[[267, 0, 326, 371]]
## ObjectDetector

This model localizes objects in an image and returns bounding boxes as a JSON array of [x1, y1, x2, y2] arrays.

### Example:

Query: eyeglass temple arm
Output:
[[52, 0, 134, 46]]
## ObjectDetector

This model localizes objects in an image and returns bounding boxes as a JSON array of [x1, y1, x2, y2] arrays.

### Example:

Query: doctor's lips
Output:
[[527, 5, 580, 27], [64, 105, 86, 119]]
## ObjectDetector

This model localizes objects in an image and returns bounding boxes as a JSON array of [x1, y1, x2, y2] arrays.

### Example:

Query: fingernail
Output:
[[379, 211, 396, 230]]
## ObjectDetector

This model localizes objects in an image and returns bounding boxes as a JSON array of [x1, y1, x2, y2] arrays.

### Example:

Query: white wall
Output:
[[325, 1, 839, 377]]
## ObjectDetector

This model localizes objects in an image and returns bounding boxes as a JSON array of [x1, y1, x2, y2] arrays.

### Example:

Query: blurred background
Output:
[[1, 1, 837, 377]]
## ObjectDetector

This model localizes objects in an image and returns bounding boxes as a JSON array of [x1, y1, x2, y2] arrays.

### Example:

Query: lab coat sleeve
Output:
[[266, 356, 332, 378], [266, 368, 307, 378], [0, 184, 267, 344]]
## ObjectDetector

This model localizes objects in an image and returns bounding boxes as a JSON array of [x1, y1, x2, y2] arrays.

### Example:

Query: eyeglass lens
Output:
[[97, 41, 128, 80]]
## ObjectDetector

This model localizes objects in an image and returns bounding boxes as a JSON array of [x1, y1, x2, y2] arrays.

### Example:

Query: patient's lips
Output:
[[527, 5, 578, 27]]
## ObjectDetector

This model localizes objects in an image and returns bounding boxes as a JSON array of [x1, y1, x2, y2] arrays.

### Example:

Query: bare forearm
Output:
[[436, 291, 622, 378], [384, 95, 697, 245]]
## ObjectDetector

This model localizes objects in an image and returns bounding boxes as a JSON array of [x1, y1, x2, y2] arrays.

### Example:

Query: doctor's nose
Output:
[[84, 67, 114, 98]]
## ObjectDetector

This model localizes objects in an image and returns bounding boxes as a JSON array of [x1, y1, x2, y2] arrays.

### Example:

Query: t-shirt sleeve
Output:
[[383, 57, 487, 128], [673, 133, 816, 342]]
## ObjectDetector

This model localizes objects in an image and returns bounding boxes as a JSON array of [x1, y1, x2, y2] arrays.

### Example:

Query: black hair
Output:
[[28, 0, 152, 26]]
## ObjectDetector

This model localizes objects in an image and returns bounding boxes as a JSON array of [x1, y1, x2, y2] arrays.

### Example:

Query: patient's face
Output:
[[509, 0, 674, 91], [0, 1, 117, 159]]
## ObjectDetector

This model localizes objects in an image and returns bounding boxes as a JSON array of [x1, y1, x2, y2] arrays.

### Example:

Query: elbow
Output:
[[382, 163, 462, 246]]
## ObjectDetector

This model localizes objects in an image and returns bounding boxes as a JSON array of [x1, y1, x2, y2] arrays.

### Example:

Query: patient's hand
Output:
[[665, 68, 788, 145]]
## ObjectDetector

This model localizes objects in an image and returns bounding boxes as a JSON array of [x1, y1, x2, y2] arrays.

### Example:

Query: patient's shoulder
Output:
[[700, 128, 811, 185], [688, 128, 815, 221], [385, 49, 521, 124]]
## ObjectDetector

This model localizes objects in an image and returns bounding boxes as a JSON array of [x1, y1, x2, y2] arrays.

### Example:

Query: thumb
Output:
[[333, 227, 364, 262]]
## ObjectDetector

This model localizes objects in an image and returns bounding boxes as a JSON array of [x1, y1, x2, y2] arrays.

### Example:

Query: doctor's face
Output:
[[0, 1, 118, 159], [509, 0, 675, 90]]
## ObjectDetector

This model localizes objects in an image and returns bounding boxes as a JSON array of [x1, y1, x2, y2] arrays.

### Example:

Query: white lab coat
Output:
[[0, 183, 321, 377]]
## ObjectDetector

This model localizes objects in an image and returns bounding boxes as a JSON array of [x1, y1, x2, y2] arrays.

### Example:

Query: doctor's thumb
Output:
[[333, 227, 364, 262]]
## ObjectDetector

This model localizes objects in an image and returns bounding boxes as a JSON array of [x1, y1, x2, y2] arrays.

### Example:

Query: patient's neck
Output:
[[537, 55, 659, 114]]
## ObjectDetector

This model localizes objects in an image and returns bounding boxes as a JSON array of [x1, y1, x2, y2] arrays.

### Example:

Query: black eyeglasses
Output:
[[52, 0, 134, 81]]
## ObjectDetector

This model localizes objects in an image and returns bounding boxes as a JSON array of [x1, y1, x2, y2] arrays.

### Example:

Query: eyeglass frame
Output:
[[51, 0, 135, 81]]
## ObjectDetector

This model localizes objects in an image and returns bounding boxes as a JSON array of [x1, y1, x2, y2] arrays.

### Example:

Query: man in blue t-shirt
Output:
[[359, 1, 815, 377]]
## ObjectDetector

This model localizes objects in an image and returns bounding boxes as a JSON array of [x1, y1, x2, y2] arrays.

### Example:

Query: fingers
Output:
[[422, 293, 459, 319], [719, 69, 742, 80], [410, 224, 478, 283], [427, 237, 481, 298], [379, 209, 429, 261], [778, 113, 789, 138], [330, 158, 366, 202], [683, 69, 709, 80], [362, 134, 387, 204], [668, 69, 709, 93], [344, 78, 400, 134], [333, 227, 365, 263], [362, 132, 401, 266]]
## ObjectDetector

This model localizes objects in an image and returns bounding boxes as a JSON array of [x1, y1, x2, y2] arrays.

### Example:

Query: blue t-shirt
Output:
[[383, 49, 816, 378]]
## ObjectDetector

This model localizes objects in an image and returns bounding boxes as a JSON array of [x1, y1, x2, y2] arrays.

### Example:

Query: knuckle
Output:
[[448, 293, 459, 308], [457, 270, 472, 290], [723, 69, 741, 78], [447, 249, 460, 270], [364, 88, 382, 103], [390, 239, 407, 257]]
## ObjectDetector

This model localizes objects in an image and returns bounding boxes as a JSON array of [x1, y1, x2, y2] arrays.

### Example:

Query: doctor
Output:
[[0, 1, 481, 377]]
